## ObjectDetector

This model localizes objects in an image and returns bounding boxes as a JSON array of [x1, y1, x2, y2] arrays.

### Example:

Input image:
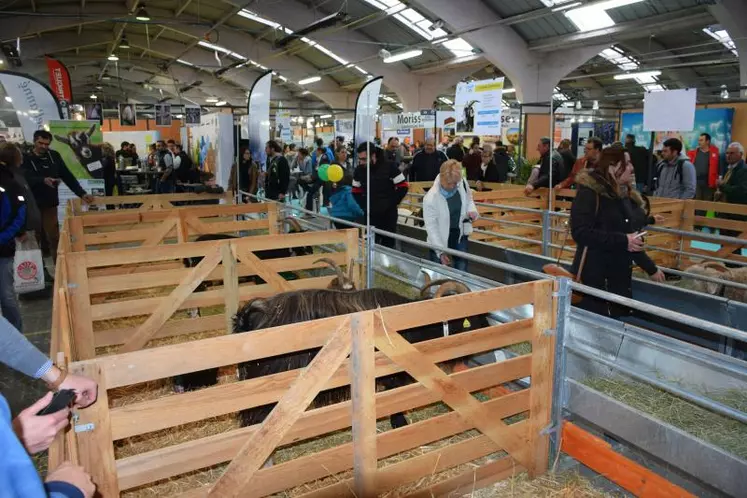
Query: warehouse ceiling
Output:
[[0, 0, 741, 112]]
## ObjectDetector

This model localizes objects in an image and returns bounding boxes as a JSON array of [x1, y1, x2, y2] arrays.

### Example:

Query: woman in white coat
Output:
[[422, 160, 479, 271]]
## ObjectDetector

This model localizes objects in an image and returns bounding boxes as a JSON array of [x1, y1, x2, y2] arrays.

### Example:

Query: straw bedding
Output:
[[584, 376, 747, 459]]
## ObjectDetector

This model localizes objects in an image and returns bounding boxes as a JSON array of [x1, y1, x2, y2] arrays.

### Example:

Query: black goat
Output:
[[175, 278, 489, 430]]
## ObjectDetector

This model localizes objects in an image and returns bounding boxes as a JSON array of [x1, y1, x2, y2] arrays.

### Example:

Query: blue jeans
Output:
[[0, 258, 22, 332], [430, 229, 469, 272]]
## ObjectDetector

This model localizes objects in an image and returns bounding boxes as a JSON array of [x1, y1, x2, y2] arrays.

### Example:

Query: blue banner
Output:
[[247, 71, 272, 169], [621, 108, 734, 154]]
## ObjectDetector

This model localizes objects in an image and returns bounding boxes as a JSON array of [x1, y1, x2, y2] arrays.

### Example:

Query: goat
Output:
[[681, 261, 747, 302], [174, 278, 490, 431], [54, 123, 104, 179], [313, 258, 356, 290]]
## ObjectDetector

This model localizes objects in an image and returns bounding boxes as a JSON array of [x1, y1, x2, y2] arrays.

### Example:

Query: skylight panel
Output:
[[565, 0, 645, 32], [442, 38, 474, 55], [238, 10, 282, 29], [703, 27, 738, 56]]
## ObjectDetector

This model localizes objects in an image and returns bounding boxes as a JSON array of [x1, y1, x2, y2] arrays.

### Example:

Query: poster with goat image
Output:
[[48, 120, 105, 224], [455, 77, 504, 136]]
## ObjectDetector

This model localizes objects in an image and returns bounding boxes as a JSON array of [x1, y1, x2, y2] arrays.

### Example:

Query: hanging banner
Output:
[[334, 118, 354, 144], [247, 71, 272, 169], [84, 103, 103, 124], [45, 57, 72, 120], [185, 105, 201, 125], [380, 110, 435, 130], [354, 76, 383, 149], [48, 120, 105, 224], [501, 108, 521, 146], [0, 71, 62, 142], [188, 112, 234, 189], [622, 108, 734, 153], [455, 77, 504, 136], [155, 104, 172, 126], [643, 88, 696, 132], [119, 103, 136, 126], [275, 109, 291, 142]]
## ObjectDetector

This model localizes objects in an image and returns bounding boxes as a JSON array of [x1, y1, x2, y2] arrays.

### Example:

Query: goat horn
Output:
[[702, 261, 730, 273], [314, 258, 346, 282], [434, 281, 471, 299], [284, 217, 303, 233], [419, 279, 470, 298], [421, 271, 432, 290]]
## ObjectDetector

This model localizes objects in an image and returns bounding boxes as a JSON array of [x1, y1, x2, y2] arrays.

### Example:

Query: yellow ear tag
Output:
[[463, 318, 471, 329]]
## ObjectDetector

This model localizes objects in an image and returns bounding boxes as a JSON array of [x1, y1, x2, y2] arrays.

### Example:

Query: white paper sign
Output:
[[643, 88, 696, 132], [455, 78, 504, 136]]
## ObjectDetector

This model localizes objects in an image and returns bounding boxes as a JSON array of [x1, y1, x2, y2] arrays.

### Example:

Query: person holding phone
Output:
[[422, 160, 478, 271], [570, 146, 664, 318]]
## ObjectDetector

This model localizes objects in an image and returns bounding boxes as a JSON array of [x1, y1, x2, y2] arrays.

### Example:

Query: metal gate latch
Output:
[[72, 413, 95, 433]]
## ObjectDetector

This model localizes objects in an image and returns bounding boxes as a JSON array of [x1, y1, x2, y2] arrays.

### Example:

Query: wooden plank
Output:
[[692, 199, 747, 216], [189, 219, 268, 236], [177, 210, 189, 244], [119, 246, 224, 353], [267, 202, 279, 235], [83, 225, 178, 246], [87, 252, 347, 294], [715, 230, 747, 258], [233, 392, 529, 497], [527, 280, 555, 476], [82, 230, 350, 268], [372, 315, 532, 470], [67, 253, 95, 360], [207, 317, 353, 498], [89, 275, 335, 321], [299, 434, 505, 498], [120, 361, 530, 492], [693, 215, 747, 232], [92, 286, 533, 388], [142, 217, 179, 246], [344, 228, 360, 289], [69, 362, 119, 497], [94, 314, 225, 347], [350, 313, 376, 497], [403, 457, 520, 498], [561, 422, 697, 498], [221, 243, 239, 333], [232, 246, 293, 292], [110, 321, 533, 440], [69, 216, 85, 252]]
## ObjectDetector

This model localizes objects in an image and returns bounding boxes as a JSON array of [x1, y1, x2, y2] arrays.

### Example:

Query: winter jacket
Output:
[[653, 155, 696, 199], [311, 147, 334, 167], [0, 395, 84, 498], [558, 149, 576, 179], [21, 150, 86, 208], [687, 145, 721, 189], [11, 168, 40, 234], [239, 160, 259, 195], [462, 151, 482, 181], [491, 150, 512, 183], [423, 175, 477, 258], [446, 144, 466, 162], [570, 171, 658, 304], [329, 186, 364, 220], [264, 154, 290, 200], [477, 161, 501, 183], [410, 150, 448, 182], [0, 171, 27, 258], [531, 150, 565, 189], [719, 160, 747, 212], [352, 159, 408, 216], [627, 145, 650, 187], [557, 157, 593, 190]]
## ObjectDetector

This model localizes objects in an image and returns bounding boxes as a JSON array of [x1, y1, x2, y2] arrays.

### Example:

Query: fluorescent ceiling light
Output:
[[383, 49, 423, 63], [176, 59, 194, 67], [206, 97, 220, 103], [438, 97, 453, 105], [278, 75, 288, 82], [301, 90, 310, 95], [215, 101, 227, 106], [396, 103, 404, 109], [238, 9, 281, 29], [502, 88, 516, 94], [354, 65, 368, 75], [107, 54, 119, 61], [135, 5, 150, 21], [565, 0, 645, 33], [320, 114, 332, 119], [298, 76, 321, 85], [4, 96, 11, 103], [614, 70, 661, 80]]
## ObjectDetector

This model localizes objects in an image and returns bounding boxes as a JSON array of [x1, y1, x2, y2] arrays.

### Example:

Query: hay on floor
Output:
[[584, 376, 747, 459], [471, 470, 623, 497]]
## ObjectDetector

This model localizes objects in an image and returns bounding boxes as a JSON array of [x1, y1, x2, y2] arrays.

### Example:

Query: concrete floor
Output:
[[0, 293, 53, 417]]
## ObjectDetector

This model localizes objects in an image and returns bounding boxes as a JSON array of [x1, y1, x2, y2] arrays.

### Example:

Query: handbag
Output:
[[542, 194, 598, 304]]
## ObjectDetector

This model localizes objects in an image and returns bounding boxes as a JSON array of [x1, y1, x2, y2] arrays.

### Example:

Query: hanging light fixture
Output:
[[101, 70, 111, 80], [119, 35, 130, 49], [720, 84, 729, 100], [135, 5, 151, 21], [90, 93, 97, 100], [575, 100, 582, 110], [592, 100, 599, 110], [107, 53, 119, 61]]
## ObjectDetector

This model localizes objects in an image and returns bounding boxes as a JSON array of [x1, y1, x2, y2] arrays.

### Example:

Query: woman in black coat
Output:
[[570, 146, 664, 318]]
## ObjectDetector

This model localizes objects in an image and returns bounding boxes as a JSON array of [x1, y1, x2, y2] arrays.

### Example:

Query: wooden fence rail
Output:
[[63, 279, 556, 497], [69, 191, 234, 215]]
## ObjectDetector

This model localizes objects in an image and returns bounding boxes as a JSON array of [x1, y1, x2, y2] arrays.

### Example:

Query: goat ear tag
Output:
[[87, 160, 103, 172], [463, 318, 471, 329]]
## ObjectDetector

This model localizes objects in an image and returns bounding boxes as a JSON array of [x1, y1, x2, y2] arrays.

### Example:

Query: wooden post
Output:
[[267, 202, 280, 235], [119, 245, 224, 353], [208, 317, 353, 498], [142, 217, 178, 246], [232, 245, 293, 292], [344, 228, 361, 290], [177, 210, 190, 243], [69, 217, 85, 252], [66, 253, 95, 360], [350, 312, 376, 497], [221, 243, 239, 333], [69, 362, 120, 497], [527, 280, 555, 477], [678, 200, 695, 270]]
